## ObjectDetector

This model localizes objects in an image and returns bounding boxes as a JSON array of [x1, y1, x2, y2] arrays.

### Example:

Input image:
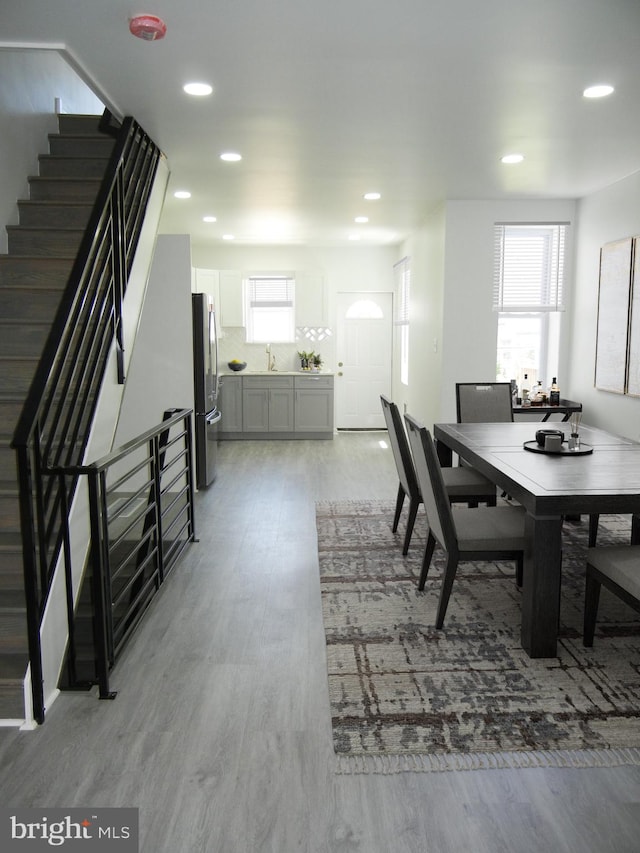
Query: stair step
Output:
[[38, 154, 111, 180], [48, 134, 115, 158], [0, 608, 27, 652], [57, 114, 107, 136], [7, 225, 85, 257], [0, 285, 66, 322], [0, 442, 18, 483], [0, 358, 38, 396], [0, 589, 24, 609], [0, 653, 28, 719], [0, 322, 50, 358], [0, 398, 22, 435], [0, 444, 18, 482], [0, 255, 74, 287], [27, 176, 102, 203], [17, 200, 94, 229], [0, 492, 19, 533], [0, 532, 25, 576]]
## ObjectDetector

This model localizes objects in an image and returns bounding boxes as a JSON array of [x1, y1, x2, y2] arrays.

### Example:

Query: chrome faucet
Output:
[[266, 344, 276, 371]]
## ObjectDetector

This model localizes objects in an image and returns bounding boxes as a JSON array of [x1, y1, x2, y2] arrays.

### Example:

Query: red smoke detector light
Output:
[[129, 15, 167, 41]]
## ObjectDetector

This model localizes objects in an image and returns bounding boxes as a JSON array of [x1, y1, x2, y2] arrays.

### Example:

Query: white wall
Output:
[[0, 48, 104, 252], [569, 170, 640, 442], [114, 234, 195, 445], [399, 199, 577, 429], [395, 205, 446, 430], [191, 243, 397, 374]]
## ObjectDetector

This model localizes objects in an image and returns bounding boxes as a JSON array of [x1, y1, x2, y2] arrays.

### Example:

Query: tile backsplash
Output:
[[218, 326, 334, 373]]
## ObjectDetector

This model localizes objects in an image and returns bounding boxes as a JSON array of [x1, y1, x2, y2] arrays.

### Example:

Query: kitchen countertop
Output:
[[220, 370, 334, 376]]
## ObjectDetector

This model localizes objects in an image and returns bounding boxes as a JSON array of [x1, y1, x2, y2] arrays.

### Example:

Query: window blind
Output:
[[248, 276, 294, 307], [493, 224, 567, 312]]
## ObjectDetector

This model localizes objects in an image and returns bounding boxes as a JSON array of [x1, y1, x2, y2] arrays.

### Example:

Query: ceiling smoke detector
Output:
[[129, 14, 167, 41]]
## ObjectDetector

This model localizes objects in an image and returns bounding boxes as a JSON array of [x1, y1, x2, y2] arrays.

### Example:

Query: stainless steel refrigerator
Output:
[[192, 293, 221, 488]]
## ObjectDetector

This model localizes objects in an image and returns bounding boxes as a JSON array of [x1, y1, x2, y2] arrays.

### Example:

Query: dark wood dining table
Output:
[[434, 421, 640, 658]]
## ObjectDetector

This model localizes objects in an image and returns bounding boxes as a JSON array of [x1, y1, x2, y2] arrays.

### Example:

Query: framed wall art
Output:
[[594, 237, 633, 394]]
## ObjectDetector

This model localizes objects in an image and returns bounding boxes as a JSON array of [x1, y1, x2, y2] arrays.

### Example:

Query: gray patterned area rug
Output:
[[316, 500, 640, 774]]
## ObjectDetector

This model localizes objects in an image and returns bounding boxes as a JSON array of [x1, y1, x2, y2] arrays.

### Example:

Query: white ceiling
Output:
[[3, 0, 640, 247]]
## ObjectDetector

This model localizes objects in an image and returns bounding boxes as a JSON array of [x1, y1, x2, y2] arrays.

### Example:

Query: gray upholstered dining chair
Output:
[[583, 545, 640, 646], [380, 396, 497, 555], [455, 382, 514, 424], [404, 413, 527, 629]]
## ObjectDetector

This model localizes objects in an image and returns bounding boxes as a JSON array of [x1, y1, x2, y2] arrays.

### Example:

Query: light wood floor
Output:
[[1, 433, 639, 852]]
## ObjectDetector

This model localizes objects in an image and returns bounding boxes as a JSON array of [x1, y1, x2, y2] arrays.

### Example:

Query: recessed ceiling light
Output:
[[501, 153, 524, 164], [203, 215, 217, 223], [355, 216, 369, 223], [222, 234, 235, 240], [220, 152, 242, 162], [173, 190, 191, 199], [183, 82, 213, 97], [363, 192, 381, 200], [583, 84, 614, 99]]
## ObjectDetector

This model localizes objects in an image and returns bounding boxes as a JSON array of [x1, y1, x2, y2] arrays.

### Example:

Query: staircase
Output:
[[0, 114, 116, 720]]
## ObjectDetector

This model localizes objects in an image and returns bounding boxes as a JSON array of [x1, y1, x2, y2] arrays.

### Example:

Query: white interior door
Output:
[[335, 292, 393, 429]]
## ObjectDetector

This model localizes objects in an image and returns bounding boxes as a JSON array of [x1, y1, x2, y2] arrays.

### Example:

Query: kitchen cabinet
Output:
[[295, 271, 326, 326], [218, 270, 244, 327], [218, 374, 243, 433], [218, 373, 334, 439], [294, 374, 334, 432], [242, 375, 294, 433]]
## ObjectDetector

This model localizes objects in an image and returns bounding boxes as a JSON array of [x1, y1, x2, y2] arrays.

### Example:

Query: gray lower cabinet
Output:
[[219, 373, 333, 439], [242, 375, 294, 433], [218, 374, 243, 432], [294, 375, 334, 432]]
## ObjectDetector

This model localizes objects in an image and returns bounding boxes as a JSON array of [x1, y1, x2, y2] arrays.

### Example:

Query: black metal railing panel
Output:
[[11, 110, 162, 723], [59, 409, 196, 698]]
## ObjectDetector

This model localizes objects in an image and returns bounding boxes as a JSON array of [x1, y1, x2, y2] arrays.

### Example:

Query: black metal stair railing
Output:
[[11, 109, 162, 724], [58, 408, 196, 700]]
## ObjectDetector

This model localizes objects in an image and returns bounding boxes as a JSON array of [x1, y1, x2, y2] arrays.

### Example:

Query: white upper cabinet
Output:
[[295, 271, 326, 326], [218, 270, 244, 326]]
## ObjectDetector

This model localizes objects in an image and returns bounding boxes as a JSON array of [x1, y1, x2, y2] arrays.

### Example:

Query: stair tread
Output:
[[6, 224, 86, 232], [0, 590, 25, 609], [18, 199, 95, 207], [0, 653, 28, 679], [28, 175, 102, 183]]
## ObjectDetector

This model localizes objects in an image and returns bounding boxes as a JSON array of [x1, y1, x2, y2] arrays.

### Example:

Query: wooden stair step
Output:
[[0, 532, 25, 576], [0, 445, 18, 482], [0, 285, 67, 322], [0, 491, 20, 533], [0, 322, 50, 358], [0, 255, 74, 287], [0, 358, 38, 395], [0, 398, 24, 433], [48, 134, 115, 158], [37, 154, 111, 180], [6, 225, 85, 257], [0, 444, 18, 483], [17, 200, 94, 229], [0, 653, 28, 719], [0, 608, 27, 652], [27, 176, 102, 203], [57, 114, 107, 135]]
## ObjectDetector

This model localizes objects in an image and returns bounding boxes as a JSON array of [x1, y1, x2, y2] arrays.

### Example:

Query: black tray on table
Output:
[[523, 440, 593, 456]]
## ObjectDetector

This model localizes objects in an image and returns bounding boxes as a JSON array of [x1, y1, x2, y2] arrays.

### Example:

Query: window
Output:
[[394, 257, 411, 385], [244, 275, 295, 343], [493, 223, 567, 388]]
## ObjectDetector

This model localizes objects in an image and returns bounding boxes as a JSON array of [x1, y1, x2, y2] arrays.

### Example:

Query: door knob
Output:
[[338, 362, 343, 367], [338, 371, 343, 376]]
